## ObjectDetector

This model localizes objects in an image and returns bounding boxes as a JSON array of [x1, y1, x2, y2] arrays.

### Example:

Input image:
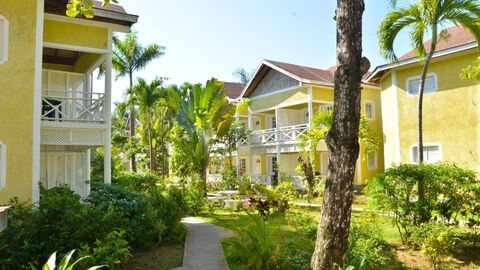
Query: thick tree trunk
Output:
[[417, 25, 437, 223], [129, 72, 137, 172], [310, 1, 366, 269]]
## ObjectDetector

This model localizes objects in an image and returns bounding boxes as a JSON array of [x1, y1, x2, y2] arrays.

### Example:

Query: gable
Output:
[[250, 69, 299, 98]]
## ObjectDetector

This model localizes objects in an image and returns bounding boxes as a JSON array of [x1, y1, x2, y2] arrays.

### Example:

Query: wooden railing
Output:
[[41, 89, 105, 123], [250, 124, 309, 145]]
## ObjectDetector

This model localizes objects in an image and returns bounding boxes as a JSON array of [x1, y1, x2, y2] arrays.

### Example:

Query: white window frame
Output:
[[267, 115, 276, 129], [367, 152, 378, 170], [410, 143, 442, 164], [406, 73, 438, 96], [0, 141, 6, 190], [364, 100, 375, 120], [0, 15, 8, 65]]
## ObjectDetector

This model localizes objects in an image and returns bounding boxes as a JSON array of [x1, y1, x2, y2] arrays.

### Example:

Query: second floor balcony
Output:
[[250, 123, 309, 145]]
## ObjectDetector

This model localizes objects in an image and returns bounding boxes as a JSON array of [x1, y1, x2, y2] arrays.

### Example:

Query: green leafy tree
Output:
[[128, 78, 162, 171], [66, 0, 117, 18], [378, 0, 480, 222], [232, 68, 254, 84], [215, 121, 250, 172], [111, 31, 164, 171], [176, 79, 235, 194]]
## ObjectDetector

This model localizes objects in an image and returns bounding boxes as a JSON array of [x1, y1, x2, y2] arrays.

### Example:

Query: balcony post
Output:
[[307, 87, 313, 126], [248, 109, 253, 178], [275, 108, 281, 174], [103, 30, 112, 184], [236, 114, 240, 177]]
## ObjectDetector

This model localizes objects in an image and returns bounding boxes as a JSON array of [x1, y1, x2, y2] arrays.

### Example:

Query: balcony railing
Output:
[[251, 124, 309, 145], [41, 89, 105, 124]]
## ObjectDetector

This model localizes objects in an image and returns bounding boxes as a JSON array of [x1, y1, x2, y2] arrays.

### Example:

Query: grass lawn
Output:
[[293, 194, 371, 210], [121, 225, 186, 270], [198, 207, 480, 269]]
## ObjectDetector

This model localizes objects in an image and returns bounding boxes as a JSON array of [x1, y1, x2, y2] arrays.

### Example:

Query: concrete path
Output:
[[175, 217, 233, 270]]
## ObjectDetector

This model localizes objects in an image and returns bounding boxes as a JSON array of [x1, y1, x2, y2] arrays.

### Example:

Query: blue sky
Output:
[[108, 0, 415, 103]]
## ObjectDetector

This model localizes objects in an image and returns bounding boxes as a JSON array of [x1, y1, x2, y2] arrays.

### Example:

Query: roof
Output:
[[0, 206, 11, 213], [222, 82, 245, 99], [367, 26, 478, 83], [240, 59, 376, 98], [398, 26, 475, 61], [45, 0, 138, 27]]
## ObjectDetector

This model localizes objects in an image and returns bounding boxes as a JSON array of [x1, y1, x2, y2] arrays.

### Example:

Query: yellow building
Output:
[[367, 26, 480, 171], [0, 0, 137, 203], [217, 60, 384, 190]]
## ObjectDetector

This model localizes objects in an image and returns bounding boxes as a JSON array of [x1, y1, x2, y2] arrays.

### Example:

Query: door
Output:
[[267, 156, 279, 186]]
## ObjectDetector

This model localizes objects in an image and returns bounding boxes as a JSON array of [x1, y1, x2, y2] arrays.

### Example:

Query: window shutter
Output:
[[408, 74, 437, 95], [424, 76, 437, 94]]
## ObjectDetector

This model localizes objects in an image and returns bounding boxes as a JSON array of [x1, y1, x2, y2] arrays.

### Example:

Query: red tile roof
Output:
[[222, 82, 245, 99], [398, 26, 476, 61], [266, 60, 335, 83]]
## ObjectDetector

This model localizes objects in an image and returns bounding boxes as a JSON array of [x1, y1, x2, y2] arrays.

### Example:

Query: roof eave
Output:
[[93, 8, 138, 25]]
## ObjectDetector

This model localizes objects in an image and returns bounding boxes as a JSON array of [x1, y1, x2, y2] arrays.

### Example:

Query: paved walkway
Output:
[[175, 217, 233, 270]]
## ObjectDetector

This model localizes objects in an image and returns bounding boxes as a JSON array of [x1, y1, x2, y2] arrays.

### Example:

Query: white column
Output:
[[275, 108, 281, 174], [307, 87, 313, 126], [103, 30, 112, 184], [86, 149, 91, 195], [248, 109, 253, 177], [235, 114, 241, 177]]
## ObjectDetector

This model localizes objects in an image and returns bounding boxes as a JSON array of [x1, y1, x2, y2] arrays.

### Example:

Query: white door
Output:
[[267, 156, 278, 175]]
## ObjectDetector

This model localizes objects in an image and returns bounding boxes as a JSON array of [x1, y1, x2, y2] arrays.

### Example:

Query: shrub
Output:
[[30, 250, 104, 270], [364, 162, 480, 243], [223, 213, 292, 269], [113, 171, 162, 192], [345, 212, 390, 269], [183, 179, 207, 215], [78, 230, 132, 270], [254, 182, 299, 213]]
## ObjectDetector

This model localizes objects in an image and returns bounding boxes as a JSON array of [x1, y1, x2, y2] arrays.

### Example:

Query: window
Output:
[[269, 116, 277, 129], [367, 152, 378, 170], [0, 15, 8, 65], [0, 141, 5, 190], [411, 144, 442, 164], [407, 73, 437, 95], [364, 101, 375, 120], [240, 158, 247, 175]]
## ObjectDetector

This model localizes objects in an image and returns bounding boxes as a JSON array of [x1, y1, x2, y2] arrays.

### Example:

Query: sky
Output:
[[106, 0, 416, 104]]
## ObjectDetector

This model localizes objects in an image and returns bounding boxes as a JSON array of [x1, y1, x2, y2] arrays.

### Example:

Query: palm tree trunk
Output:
[[417, 24, 437, 223], [129, 72, 137, 172], [310, 1, 366, 268], [148, 112, 155, 171], [161, 112, 166, 176]]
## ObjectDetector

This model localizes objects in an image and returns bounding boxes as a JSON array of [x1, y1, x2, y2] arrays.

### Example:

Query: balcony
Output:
[[250, 123, 309, 145], [41, 89, 104, 124]]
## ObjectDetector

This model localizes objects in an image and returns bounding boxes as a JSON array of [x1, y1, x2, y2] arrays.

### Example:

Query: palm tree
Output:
[[112, 31, 164, 171], [128, 78, 162, 171], [298, 110, 380, 200], [232, 68, 253, 84], [378, 0, 480, 221], [177, 79, 235, 195]]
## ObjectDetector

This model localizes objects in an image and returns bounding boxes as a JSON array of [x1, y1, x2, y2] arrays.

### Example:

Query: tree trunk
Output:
[[310, 1, 366, 269], [417, 24, 437, 223], [129, 72, 137, 172], [200, 159, 208, 197], [148, 112, 155, 171]]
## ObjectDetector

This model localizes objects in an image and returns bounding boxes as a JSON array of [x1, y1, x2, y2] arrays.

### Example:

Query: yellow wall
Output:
[[43, 19, 108, 49], [0, 0, 39, 203], [382, 52, 480, 172], [73, 53, 102, 73]]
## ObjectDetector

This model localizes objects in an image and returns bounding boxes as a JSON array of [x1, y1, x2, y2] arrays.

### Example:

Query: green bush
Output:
[[30, 249, 104, 270], [364, 162, 480, 243], [113, 171, 163, 192], [345, 213, 391, 269], [254, 182, 299, 213], [78, 230, 132, 270], [223, 213, 292, 270]]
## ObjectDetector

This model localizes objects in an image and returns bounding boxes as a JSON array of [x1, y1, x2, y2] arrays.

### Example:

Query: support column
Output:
[[86, 149, 91, 195], [103, 30, 112, 184], [248, 109, 253, 178], [235, 114, 241, 177], [275, 108, 281, 176], [307, 87, 313, 126]]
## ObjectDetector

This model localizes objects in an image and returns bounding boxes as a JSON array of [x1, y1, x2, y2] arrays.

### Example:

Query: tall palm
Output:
[[177, 79, 235, 195], [112, 31, 164, 171], [378, 0, 480, 220], [128, 78, 162, 171], [232, 68, 253, 84]]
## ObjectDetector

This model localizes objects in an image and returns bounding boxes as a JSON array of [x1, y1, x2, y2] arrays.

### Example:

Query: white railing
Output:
[[240, 137, 249, 146], [251, 175, 272, 186], [41, 89, 105, 123], [251, 124, 309, 145]]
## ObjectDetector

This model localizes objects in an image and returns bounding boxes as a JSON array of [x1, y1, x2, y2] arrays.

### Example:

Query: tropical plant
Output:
[[66, 0, 117, 18], [223, 213, 292, 270], [176, 78, 235, 194], [215, 121, 250, 172], [378, 0, 480, 222], [310, 0, 370, 268], [233, 67, 254, 84], [30, 250, 104, 270], [111, 31, 164, 171], [128, 78, 162, 171]]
